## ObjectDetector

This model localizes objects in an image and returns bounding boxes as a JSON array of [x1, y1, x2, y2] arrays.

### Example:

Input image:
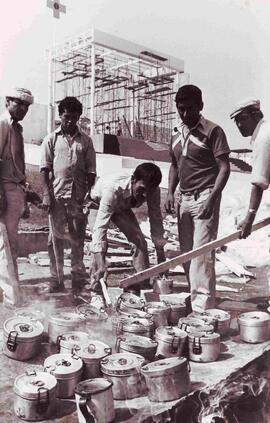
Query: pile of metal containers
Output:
[[4, 282, 270, 422]]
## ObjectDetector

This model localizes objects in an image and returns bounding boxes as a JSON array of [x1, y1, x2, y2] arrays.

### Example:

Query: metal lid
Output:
[[178, 317, 214, 334], [238, 311, 270, 327], [155, 326, 187, 342], [118, 293, 145, 310], [141, 356, 187, 377], [14, 370, 57, 400], [119, 308, 153, 320], [100, 352, 145, 376], [196, 309, 230, 323], [145, 302, 171, 313], [76, 340, 112, 361], [119, 334, 157, 351], [58, 331, 92, 352], [4, 317, 44, 341], [44, 353, 83, 378], [188, 332, 220, 344], [15, 308, 46, 323], [187, 312, 216, 326], [169, 303, 186, 312], [49, 311, 85, 326], [76, 304, 108, 321], [75, 378, 113, 396]]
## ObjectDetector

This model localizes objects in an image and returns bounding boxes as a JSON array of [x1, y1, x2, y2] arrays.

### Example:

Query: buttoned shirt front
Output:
[[40, 126, 96, 201], [90, 171, 165, 253], [250, 119, 270, 190], [0, 110, 25, 184]]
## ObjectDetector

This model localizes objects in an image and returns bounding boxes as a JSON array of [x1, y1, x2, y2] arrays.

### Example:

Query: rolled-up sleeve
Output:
[[85, 137, 96, 175], [251, 135, 270, 190], [40, 135, 54, 171], [147, 187, 166, 248], [91, 188, 116, 253]]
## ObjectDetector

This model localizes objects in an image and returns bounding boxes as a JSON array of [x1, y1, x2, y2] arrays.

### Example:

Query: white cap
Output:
[[230, 97, 260, 119], [6, 87, 34, 105]]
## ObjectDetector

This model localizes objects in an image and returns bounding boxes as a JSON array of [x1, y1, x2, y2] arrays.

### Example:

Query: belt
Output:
[[180, 188, 212, 200]]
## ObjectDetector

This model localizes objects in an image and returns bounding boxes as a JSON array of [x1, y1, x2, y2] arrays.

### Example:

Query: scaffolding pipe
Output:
[[90, 42, 95, 136]]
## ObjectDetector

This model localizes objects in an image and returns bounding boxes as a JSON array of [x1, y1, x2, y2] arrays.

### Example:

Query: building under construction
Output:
[[49, 28, 186, 144]]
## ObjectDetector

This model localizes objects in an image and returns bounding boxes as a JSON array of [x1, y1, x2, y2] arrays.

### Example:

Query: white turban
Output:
[[6, 87, 34, 105]]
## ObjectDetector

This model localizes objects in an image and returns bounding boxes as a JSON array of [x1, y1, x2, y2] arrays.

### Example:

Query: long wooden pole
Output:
[[119, 217, 270, 289]]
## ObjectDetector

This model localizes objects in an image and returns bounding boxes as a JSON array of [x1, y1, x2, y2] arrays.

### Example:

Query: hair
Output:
[[58, 96, 83, 115], [246, 107, 264, 120], [175, 84, 203, 106], [133, 162, 162, 188]]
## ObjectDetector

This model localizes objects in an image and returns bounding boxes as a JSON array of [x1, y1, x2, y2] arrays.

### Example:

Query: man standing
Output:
[[165, 85, 230, 313], [89, 162, 166, 293], [40, 96, 96, 294], [0, 87, 35, 305], [230, 98, 268, 238]]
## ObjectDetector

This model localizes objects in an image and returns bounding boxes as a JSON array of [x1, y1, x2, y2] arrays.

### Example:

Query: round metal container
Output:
[[14, 370, 57, 421], [188, 332, 221, 362], [141, 356, 191, 402], [3, 317, 44, 361], [76, 304, 108, 322], [75, 378, 115, 423], [153, 277, 173, 294], [116, 334, 158, 361], [196, 309, 231, 336], [112, 315, 154, 338], [118, 307, 153, 321], [116, 292, 145, 312], [145, 302, 171, 328], [100, 352, 146, 400], [169, 303, 186, 325], [178, 316, 214, 335], [155, 326, 188, 358], [238, 311, 270, 343], [76, 340, 112, 379], [44, 353, 83, 398], [15, 308, 47, 332], [48, 311, 86, 344], [57, 331, 92, 354]]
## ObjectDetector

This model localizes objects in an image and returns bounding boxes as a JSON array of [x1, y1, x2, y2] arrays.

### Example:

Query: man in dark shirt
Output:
[[165, 85, 230, 313]]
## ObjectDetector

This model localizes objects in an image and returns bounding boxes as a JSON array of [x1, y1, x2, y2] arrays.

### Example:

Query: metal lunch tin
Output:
[[155, 326, 188, 358]]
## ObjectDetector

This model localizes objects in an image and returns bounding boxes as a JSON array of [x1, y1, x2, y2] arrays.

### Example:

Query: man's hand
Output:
[[39, 190, 55, 212], [165, 193, 175, 214], [0, 187, 7, 217], [197, 197, 215, 219], [25, 190, 42, 206], [90, 252, 107, 291], [156, 247, 166, 264], [237, 213, 255, 239]]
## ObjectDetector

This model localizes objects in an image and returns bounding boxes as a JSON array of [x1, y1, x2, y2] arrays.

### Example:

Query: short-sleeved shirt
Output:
[[90, 171, 165, 253], [250, 119, 270, 190], [170, 116, 230, 193], [40, 126, 96, 201], [0, 110, 25, 184]]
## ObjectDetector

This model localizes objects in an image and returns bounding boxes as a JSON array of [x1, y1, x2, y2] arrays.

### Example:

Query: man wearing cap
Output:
[[165, 84, 231, 313], [0, 87, 38, 305], [230, 98, 268, 239]]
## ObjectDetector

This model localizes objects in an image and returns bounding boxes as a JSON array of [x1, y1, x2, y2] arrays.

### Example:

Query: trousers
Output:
[[48, 198, 87, 286], [177, 188, 221, 312]]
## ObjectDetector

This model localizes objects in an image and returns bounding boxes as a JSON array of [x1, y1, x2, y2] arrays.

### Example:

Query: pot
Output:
[[238, 311, 270, 343], [100, 352, 146, 399], [193, 309, 231, 336], [145, 302, 171, 328], [116, 334, 158, 361], [169, 303, 186, 325], [57, 331, 92, 354], [188, 332, 221, 362], [76, 341, 112, 379], [48, 311, 86, 344], [14, 369, 57, 421], [3, 317, 44, 361], [75, 378, 115, 423], [178, 316, 214, 334], [44, 353, 83, 398], [116, 292, 145, 312], [112, 315, 154, 338], [155, 326, 187, 358], [15, 308, 47, 332], [153, 277, 173, 294], [141, 356, 191, 402]]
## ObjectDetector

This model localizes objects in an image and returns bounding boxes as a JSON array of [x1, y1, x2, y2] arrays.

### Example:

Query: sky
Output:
[[1, 0, 270, 147]]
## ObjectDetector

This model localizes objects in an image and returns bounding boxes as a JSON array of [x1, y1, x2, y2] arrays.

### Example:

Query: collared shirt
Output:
[[250, 119, 270, 190], [40, 125, 96, 201], [90, 171, 165, 253], [170, 115, 230, 192], [0, 110, 25, 184]]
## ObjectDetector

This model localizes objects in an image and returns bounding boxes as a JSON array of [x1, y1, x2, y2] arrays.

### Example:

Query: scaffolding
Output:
[[49, 28, 187, 144]]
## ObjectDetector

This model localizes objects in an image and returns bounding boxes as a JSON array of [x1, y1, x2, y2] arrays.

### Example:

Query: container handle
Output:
[[115, 337, 121, 352], [79, 396, 96, 423], [56, 335, 62, 352], [170, 335, 180, 354], [192, 337, 202, 355], [7, 331, 18, 352], [36, 387, 49, 414]]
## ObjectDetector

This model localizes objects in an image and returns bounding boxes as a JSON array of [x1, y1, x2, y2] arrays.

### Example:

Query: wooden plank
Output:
[[119, 217, 270, 289], [216, 251, 254, 278]]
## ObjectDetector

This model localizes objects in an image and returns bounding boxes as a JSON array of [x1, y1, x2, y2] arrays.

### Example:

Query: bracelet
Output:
[[248, 208, 257, 214]]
